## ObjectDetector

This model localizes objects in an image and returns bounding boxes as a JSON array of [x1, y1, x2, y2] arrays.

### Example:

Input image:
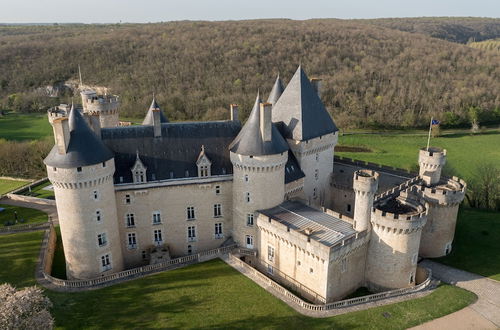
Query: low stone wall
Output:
[[225, 253, 433, 316], [0, 222, 50, 234], [5, 193, 56, 206]]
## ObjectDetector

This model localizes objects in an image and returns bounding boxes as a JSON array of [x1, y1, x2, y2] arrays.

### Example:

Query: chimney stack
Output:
[[52, 118, 70, 155], [230, 104, 239, 121], [260, 102, 272, 142], [89, 114, 101, 138], [310, 78, 322, 98], [152, 109, 162, 138]]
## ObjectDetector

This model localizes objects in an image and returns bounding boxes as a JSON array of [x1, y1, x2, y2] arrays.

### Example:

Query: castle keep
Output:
[[44, 66, 465, 302]]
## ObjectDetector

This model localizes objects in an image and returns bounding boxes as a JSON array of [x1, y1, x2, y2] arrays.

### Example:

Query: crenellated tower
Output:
[[229, 94, 289, 249], [80, 90, 120, 128], [44, 106, 123, 279], [418, 147, 446, 186], [352, 169, 379, 232]]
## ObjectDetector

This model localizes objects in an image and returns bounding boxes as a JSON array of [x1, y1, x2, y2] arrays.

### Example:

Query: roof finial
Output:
[[201, 145, 205, 153]]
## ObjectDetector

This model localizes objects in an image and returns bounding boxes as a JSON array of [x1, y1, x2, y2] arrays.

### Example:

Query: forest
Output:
[[0, 17, 499, 128]]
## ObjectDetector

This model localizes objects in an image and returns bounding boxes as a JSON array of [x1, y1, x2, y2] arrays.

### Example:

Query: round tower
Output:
[[418, 177, 466, 257], [44, 107, 124, 279], [229, 95, 289, 249], [352, 169, 379, 232], [365, 191, 427, 292], [80, 90, 120, 128], [418, 147, 446, 186]]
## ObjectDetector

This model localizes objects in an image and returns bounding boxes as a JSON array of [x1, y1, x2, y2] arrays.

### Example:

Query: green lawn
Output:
[[438, 208, 500, 281], [0, 178, 30, 195], [0, 112, 53, 141], [336, 129, 500, 180], [19, 180, 55, 199], [0, 203, 48, 227], [0, 231, 476, 329]]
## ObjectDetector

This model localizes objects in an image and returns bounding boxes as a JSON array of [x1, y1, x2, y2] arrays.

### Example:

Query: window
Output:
[[412, 254, 418, 265], [119, 176, 124, 183], [215, 185, 221, 195], [102, 161, 106, 168], [142, 250, 147, 259], [245, 192, 250, 203], [77, 167, 82, 172], [341, 258, 347, 273], [347, 204, 352, 213], [409, 272, 415, 284], [214, 223, 223, 239], [313, 188, 317, 199], [246, 213, 254, 226], [200, 165, 209, 177], [315, 169, 319, 180], [245, 235, 254, 249], [53, 167, 57, 172], [315, 153, 319, 162], [244, 174, 249, 182], [309, 268, 314, 274], [127, 233, 137, 249], [213, 204, 222, 217], [125, 194, 131, 204], [152, 211, 161, 225], [93, 190, 99, 200], [445, 243, 452, 255], [268, 245, 275, 263], [267, 265, 274, 275], [188, 226, 196, 242], [101, 254, 111, 271], [297, 260, 301, 266], [126, 213, 135, 227], [154, 229, 163, 246], [187, 245, 193, 255], [97, 233, 107, 247], [186, 207, 195, 220], [96, 210, 102, 223]]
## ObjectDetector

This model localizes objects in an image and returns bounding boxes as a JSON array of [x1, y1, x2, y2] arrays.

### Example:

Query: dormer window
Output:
[[196, 145, 212, 177], [131, 151, 147, 184]]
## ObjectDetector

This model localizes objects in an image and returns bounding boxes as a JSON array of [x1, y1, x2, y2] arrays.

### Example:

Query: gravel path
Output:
[[0, 196, 58, 224]]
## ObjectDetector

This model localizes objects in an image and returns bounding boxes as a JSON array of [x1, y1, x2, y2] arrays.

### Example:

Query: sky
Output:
[[0, 0, 498, 23]]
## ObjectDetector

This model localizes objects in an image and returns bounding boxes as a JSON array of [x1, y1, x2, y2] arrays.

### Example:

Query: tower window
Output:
[[409, 273, 415, 284], [102, 161, 106, 168], [154, 229, 163, 246], [188, 226, 196, 242], [97, 233, 107, 247], [127, 233, 137, 249], [214, 223, 223, 239], [215, 185, 220, 194], [142, 250, 147, 259], [245, 192, 250, 203], [244, 174, 249, 182], [93, 190, 99, 200], [313, 188, 317, 199], [246, 213, 254, 226], [309, 268, 314, 274], [315, 169, 319, 180], [213, 204, 222, 217], [315, 153, 319, 162], [77, 167, 82, 172], [152, 211, 161, 225], [96, 210, 102, 223], [186, 207, 195, 220], [268, 245, 275, 263], [126, 213, 135, 227], [187, 245, 193, 255], [100, 254, 111, 271], [53, 167, 57, 172], [125, 194, 131, 204]]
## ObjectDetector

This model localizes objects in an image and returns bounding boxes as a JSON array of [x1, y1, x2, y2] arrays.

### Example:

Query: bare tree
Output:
[[465, 162, 500, 210]]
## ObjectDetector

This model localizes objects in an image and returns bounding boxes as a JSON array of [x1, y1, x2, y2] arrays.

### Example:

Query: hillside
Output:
[[364, 17, 500, 43], [468, 38, 500, 52], [0, 19, 499, 128]]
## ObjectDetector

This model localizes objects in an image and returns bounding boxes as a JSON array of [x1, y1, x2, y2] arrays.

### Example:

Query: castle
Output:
[[44, 66, 465, 303]]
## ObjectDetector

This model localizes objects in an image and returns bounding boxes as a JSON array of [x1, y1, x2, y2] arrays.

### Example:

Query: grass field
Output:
[[336, 129, 500, 180], [0, 178, 30, 195], [19, 180, 55, 199], [0, 112, 53, 141], [0, 203, 48, 227], [438, 208, 500, 281]]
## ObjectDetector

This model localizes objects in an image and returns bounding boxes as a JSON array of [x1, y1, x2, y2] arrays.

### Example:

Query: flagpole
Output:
[[426, 117, 433, 151]]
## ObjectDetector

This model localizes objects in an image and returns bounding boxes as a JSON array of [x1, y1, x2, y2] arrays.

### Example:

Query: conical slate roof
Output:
[[44, 106, 114, 168], [267, 75, 285, 106], [142, 98, 169, 125], [272, 66, 338, 141], [229, 93, 289, 156]]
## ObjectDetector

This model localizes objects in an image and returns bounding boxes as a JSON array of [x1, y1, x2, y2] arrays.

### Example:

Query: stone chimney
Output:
[[52, 117, 70, 154], [310, 78, 322, 98], [260, 102, 272, 142], [89, 114, 101, 138], [230, 104, 239, 121], [152, 109, 162, 138]]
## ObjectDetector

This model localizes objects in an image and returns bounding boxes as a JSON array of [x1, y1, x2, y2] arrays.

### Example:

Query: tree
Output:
[[465, 162, 500, 210], [0, 284, 54, 330]]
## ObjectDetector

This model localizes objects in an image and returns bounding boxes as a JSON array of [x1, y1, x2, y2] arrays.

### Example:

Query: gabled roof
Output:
[[196, 145, 211, 165], [44, 106, 114, 168], [267, 75, 285, 106], [229, 93, 289, 156], [272, 66, 338, 141], [142, 98, 169, 125]]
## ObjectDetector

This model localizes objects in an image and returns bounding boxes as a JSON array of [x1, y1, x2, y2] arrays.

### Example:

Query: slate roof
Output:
[[101, 121, 241, 183], [272, 66, 338, 141], [44, 106, 114, 168], [267, 75, 285, 106], [285, 152, 305, 184], [142, 98, 169, 125], [229, 93, 289, 156], [259, 200, 356, 247]]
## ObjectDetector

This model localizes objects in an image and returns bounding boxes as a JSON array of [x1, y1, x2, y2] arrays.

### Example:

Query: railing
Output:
[[0, 221, 50, 233], [227, 253, 433, 312], [39, 226, 236, 290]]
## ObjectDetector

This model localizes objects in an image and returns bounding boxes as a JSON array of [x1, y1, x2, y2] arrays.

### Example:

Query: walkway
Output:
[[0, 196, 58, 223], [411, 260, 500, 330]]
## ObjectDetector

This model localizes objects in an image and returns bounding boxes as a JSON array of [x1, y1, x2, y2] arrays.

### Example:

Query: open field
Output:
[[0, 203, 48, 227], [0, 112, 52, 141], [0, 178, 30, 195], [438, 208, 500, 281], [0, 230, 475, 329], [18, 180, 55, 199], [336, 128, 500, 180]]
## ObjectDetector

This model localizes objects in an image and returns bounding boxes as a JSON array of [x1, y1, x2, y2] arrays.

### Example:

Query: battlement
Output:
[[418, 176, 466, 205], [81, 90, 119, 116], [371, 192, 427, 233]]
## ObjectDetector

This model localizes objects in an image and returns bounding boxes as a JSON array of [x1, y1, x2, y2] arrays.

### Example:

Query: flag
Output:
[[431, 119, 440, 126]]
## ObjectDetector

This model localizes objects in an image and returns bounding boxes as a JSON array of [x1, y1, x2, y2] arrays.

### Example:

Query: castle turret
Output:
[[352, 169, 379, 232], [80, 90, 120, 128], [142, 97, 169, 126], [229, 93, 289, 249], [418, 147, 446, 186], [271, 66, 338, 207], [44, 106, 124, 279], [267, 75, 284, 106], [366, 191, 427, 292]]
